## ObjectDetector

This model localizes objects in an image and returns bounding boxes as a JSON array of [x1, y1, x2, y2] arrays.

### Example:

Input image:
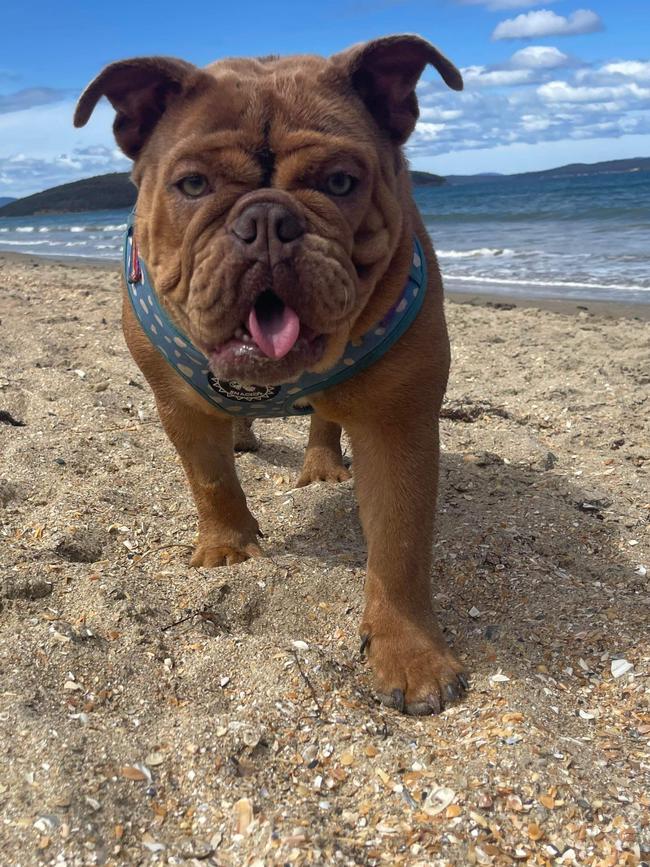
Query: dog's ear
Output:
[[332, 35, 463, 144], [74, 57, 199, 159]]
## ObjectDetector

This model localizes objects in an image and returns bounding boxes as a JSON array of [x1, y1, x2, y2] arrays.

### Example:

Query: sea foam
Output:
[[438, 247, 514, 259]]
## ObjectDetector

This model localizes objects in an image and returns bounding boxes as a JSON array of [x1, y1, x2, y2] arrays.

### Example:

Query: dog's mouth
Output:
[[208, 289, 326, 384]]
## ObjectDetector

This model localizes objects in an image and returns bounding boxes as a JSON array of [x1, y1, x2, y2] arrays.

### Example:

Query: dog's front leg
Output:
[[157, 402, 262, 568], [348, 413, 467, 714]]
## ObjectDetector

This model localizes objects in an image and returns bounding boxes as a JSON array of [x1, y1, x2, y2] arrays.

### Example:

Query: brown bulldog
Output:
[[75, 35, 468, 714]]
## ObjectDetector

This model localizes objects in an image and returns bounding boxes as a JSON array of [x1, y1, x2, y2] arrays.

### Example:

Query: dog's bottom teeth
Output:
[[234, 327, 252, 343]]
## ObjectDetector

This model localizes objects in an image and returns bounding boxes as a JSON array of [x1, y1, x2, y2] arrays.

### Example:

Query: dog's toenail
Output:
[[445, 683, 458, 702]]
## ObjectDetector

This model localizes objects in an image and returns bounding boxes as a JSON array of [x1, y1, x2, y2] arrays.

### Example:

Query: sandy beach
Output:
[[1, 252, 648, 865]]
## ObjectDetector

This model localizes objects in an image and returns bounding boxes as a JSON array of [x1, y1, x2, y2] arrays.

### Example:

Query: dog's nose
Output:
[[231, 202, 305, 260]]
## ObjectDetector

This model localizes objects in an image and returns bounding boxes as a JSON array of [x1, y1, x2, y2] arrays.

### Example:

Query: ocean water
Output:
[[417, 168, 650, 304], [1, 169, 648, 304], [0, 209, 127, 260]]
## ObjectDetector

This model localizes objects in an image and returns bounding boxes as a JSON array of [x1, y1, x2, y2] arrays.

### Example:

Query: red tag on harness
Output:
[[128, 233, 142, 284]]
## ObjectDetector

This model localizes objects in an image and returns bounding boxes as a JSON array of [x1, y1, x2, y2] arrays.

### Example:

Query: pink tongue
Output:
[[247, 302, 300, 360]]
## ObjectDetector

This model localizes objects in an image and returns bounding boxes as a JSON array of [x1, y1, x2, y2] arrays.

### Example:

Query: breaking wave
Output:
[[437, 247, 515, 259]]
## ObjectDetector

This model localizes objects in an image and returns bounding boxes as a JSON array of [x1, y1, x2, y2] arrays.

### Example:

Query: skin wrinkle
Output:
[[191, 244, 236, 312], [188, 254, 245, 346], [170, 192, 245, 318], [293, 243, 356, 322], [255, 119, 276, 188]]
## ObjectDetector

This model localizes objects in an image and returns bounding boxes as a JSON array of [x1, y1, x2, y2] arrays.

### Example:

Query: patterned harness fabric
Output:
[[123, 215, 427, 418]]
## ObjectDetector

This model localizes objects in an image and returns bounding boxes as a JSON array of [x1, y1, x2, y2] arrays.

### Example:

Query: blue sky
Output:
[[1, 0, 649, 196]]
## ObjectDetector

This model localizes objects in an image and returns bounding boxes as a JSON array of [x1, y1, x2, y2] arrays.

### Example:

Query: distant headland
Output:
[[1, 157, 648, 217]]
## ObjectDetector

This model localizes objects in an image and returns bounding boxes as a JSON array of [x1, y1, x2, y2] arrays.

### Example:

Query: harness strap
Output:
[[123, 214, 427, 418]]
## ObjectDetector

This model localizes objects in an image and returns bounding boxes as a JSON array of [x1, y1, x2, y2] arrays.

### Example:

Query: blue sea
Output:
[[1, 169, 649, 304]]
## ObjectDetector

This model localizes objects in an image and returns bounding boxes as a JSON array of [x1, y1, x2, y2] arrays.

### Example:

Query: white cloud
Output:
[[538, 81, 650, 103], [575, 59, 650, 87], [520, 115, 552, 131], [411, 51, 650, 160], [458, 0, 559, 9], [414, 122, 447, 140], [454, 46, 573, 90], [419, 107, 463, 121], [462, 65, 533, 87], [493, 9, 603, 40], [510, 46, 570, 69], [601, 61, 650, 81]]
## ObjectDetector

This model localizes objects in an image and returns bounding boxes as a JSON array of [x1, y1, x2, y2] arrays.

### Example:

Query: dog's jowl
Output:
[[75, 35, 468, 714]]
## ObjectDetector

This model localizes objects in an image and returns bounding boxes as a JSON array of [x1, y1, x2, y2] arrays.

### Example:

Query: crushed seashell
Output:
[[145, 751, 165, 766], [63, 680, 83, 691], [579, 709, 597, 720], [233, 797, 253, 834], [119, 763, 151, 783], [142, 834, 165, 852], [611, 658, 633, 678], [423, 787, 456, 816], [34, 816, 59, 834]]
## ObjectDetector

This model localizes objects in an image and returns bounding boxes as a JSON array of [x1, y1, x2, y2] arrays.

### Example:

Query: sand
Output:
[[0, 252, 648, 866]]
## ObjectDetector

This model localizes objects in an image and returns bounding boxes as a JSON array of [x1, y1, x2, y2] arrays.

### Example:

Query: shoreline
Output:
[[2, 248, 649, 321], [446, 290, 650, 321]]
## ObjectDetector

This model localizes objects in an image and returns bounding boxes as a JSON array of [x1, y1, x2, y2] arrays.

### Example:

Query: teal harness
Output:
[[123, 215, 427, 417]]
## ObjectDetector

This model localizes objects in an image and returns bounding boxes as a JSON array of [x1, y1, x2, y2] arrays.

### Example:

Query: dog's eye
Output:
[[177, 174, 209, 198], [325, 172, 357, 197]]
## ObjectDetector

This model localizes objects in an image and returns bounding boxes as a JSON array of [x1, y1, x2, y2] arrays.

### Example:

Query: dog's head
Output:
[[75, 36, 461, 384]]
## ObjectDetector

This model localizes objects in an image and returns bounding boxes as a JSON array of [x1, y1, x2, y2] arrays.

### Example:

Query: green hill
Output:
[[410, 171, 446, 187], [445, 157, 650, 185], [0, 173, 136, 217], [514, 157, 650, 181]]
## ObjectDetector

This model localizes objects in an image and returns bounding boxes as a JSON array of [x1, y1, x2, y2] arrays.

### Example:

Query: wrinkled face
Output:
[[74, 38, 462, 385], [133, 58, 403, 385]]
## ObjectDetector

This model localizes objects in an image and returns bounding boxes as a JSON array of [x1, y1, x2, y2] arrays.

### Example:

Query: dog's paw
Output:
[[232, 418, 259, 453], [360, 613, 468, 715], [297, 450, 351, 487], [191, 541, 263, 568]]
